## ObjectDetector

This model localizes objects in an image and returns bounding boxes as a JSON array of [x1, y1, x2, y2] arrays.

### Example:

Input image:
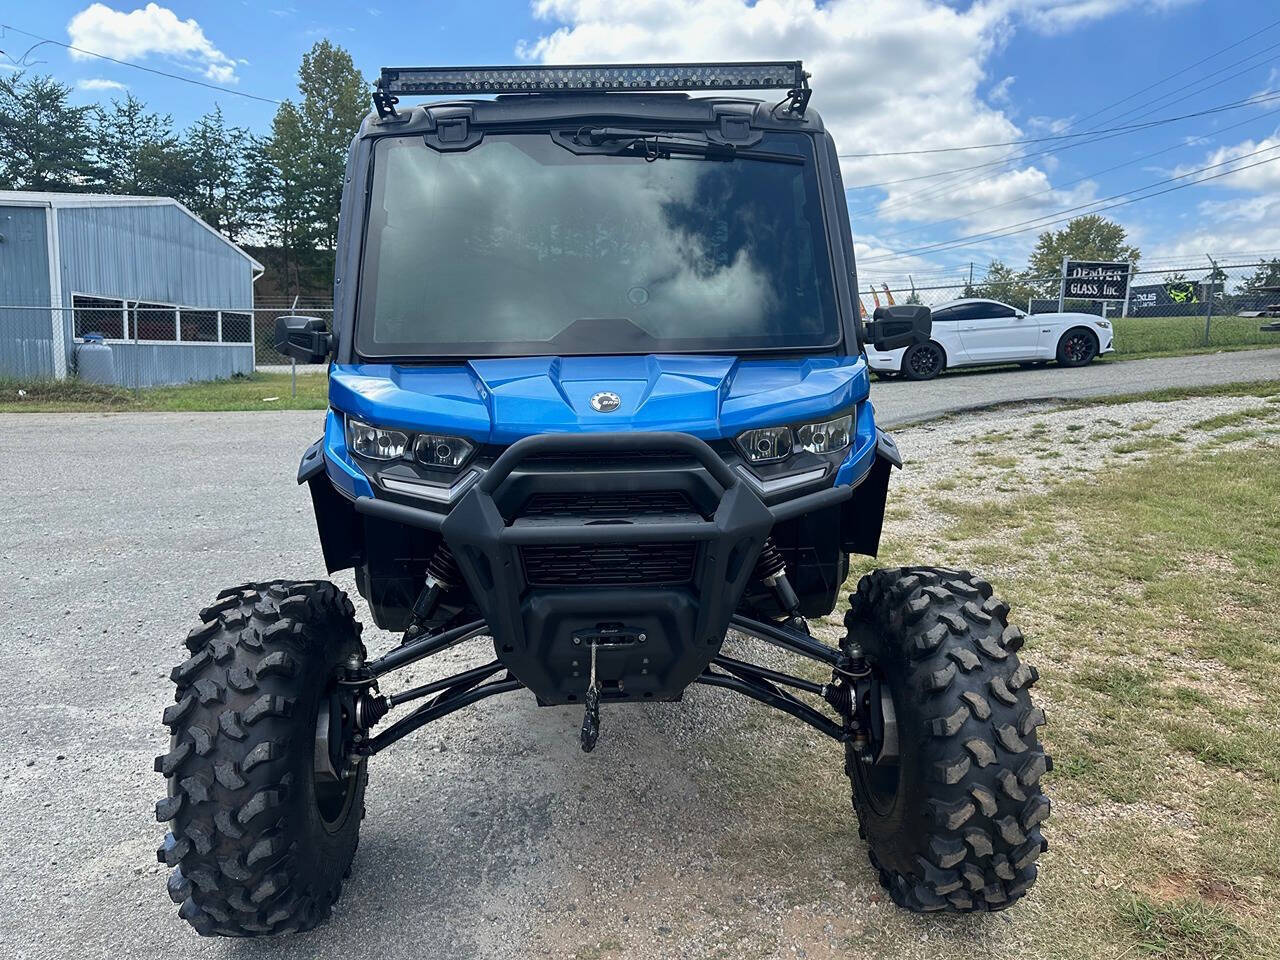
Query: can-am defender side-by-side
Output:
[[156, 63, 1049, 936]]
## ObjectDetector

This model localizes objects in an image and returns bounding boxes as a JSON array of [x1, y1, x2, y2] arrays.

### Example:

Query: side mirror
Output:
[[274, 315, 332, 363], [1015, 310, 1027, 319], [864, 305, 932, 351]]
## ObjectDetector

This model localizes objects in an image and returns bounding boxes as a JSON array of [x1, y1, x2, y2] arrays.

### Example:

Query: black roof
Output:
[[356, 93, 827, 140]]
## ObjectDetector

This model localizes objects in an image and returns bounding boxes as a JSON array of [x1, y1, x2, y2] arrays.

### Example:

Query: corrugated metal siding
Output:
[[55, 202, 257, 383], [0, 205, 55, 378], [109, 343, 255, 387], [56, 204, 254, 344]]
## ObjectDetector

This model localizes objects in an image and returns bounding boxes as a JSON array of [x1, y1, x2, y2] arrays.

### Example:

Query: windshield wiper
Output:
[[575, 127, 805, 165]]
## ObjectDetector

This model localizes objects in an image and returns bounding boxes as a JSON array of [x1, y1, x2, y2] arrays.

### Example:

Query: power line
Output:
[[1066, 16, 1280, 130], [0, 23, 282, 105], [836, 88, 1280, 159], [847, 28, 1280, 220], [873, 100, 1280, 245], [854, 51, 1280, 220], [860, 147, 1280, 264]]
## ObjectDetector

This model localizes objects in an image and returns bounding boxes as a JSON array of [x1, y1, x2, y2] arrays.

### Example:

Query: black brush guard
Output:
[[353, 432, 857, 705]]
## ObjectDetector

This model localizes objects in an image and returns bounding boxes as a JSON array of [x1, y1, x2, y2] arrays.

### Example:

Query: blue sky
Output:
[[4, 0, 1279, 285]]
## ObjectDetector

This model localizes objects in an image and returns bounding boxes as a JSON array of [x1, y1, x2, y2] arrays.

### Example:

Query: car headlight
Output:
[[413, 433, 475, 468], [737, 426, 793, 463], [795, 414, 852, 454], [1096, 320, 1112, 329], [737, 413, 853, 464], [347, 417, 409, 460], [346, 417, 474, 469]]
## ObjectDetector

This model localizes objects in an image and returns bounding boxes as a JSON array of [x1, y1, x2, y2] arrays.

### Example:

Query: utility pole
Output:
[[968, 262, 974, 293], [1203, 255, 1218, 346]]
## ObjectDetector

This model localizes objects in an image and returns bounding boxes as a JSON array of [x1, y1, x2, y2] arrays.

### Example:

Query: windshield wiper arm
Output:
[[575, 127, 804, 165]]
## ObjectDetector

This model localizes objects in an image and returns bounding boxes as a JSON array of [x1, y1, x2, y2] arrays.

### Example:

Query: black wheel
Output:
[[901, 342, 945, 381], [156, 580, 368, 937], [1055, 328, 1098, 367], [841, 567, 1050, 912]]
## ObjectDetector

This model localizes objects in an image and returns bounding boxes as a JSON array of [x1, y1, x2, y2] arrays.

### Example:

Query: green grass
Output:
[[1115, 896, 1255, 960], [1109, 313, 1278, 359], [694, 429, 1280, 959], [0, 372, 329, 412], [908, 444, 1280, 954], [1, 311, 1275, 415]]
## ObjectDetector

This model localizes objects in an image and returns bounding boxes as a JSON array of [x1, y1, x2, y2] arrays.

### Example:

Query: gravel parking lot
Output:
[[870, 347, 1279, 426], [1, 356, 1276, 959]]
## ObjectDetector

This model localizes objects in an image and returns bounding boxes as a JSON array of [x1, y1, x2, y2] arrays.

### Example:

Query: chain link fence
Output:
[[250, 300, 335, 368], [0, 301, 258, 392], [0, 299, 341, 395], [860, 258, 1280, 352], [3, 258, 1277, 396]]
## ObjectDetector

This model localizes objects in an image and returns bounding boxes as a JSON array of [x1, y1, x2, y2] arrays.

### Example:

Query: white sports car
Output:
[[864, 298, 1116, 381]]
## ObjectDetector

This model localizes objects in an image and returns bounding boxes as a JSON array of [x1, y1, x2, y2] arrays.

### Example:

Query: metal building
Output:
[[0, 191, 262, 386]]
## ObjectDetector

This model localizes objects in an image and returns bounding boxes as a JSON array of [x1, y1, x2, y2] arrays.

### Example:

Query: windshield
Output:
[[356, 132, 841, 358]]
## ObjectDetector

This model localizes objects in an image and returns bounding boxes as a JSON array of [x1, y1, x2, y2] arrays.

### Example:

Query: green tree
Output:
[[0, 72, 100, 190], [265, 40, 368, 296], [1027, 215, 1141, 295], [264, 99, 313, 294], [90, 93, 180, 194], [178, 106, 268, 242], [1241, 258, 1280, 293], [965, 259, 1039, 309]]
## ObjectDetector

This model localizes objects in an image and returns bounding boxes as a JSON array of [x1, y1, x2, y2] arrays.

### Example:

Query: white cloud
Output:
[[66, 3, 238, 83], [76, 77, 128, 91], [520, 1, 1022, 209], [1019, 0, 1200, 34], [518, 0, 1207, 272], [1171, 135, 1280, 192], [989, 75, 1015, 105]]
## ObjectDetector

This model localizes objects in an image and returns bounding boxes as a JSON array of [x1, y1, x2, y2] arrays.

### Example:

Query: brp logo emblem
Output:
[[590, 391, 621, 413]]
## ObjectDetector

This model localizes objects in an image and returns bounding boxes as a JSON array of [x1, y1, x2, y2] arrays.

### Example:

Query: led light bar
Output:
[[378, 61, 805, 97]]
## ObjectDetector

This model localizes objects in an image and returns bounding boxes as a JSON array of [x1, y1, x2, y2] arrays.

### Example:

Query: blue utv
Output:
[[156, 62, 1050, 937]]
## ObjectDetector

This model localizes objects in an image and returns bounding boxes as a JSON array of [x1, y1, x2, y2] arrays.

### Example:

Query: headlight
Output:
[[1096, 320, 1112, 329], [413, 433, 475, 468], [347, 417, 408, 460], [737, 426, 793, 464], [737, 412, 853, 464], [795, 414, 852, 454], [346, 417, 474, 469]]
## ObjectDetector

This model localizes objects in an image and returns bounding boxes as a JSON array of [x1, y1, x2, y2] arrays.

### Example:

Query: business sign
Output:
[[1062, 260, 1131, 301]]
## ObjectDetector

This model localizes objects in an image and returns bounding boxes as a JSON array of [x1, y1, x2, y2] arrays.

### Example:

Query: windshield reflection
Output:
[[358, 133, 839, 357]]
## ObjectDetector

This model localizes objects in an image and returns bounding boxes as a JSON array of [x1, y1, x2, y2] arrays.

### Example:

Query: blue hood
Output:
[[328, 355, 869, 444]]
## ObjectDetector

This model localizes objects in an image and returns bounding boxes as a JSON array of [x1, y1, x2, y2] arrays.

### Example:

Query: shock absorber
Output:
[[754, 537, 806, 630], [405, 542, 463, 639]]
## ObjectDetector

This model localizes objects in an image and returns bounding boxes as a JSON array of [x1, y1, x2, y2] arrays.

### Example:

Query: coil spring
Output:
[[426, 541, 462, 590], [753, 537, 786, 583]]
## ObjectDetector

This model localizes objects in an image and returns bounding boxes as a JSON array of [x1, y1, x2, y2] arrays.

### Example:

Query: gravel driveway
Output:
[[1, 353, 1275, 959], [872, 347, 1279, 426]]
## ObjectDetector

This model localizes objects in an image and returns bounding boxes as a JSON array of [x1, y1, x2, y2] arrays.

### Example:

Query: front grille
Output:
[[521, 542, 697, 587], [520, 450, 696, 470], [520, 490, 695, 520]]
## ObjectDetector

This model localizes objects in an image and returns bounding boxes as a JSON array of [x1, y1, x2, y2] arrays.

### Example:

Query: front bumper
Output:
[[864, 347, 907, 372], [356, 431, 863, 704], [309, 417, 886, 706]]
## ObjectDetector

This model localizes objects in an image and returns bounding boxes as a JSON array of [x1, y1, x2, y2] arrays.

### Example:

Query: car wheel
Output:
[[902, 342, 945, 381], [1055, 328, 1098, 367]]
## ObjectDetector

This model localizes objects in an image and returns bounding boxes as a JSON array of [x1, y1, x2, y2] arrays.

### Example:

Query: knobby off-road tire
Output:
[[156, 580, 368, 936], [842, 567, 1050, 912]]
